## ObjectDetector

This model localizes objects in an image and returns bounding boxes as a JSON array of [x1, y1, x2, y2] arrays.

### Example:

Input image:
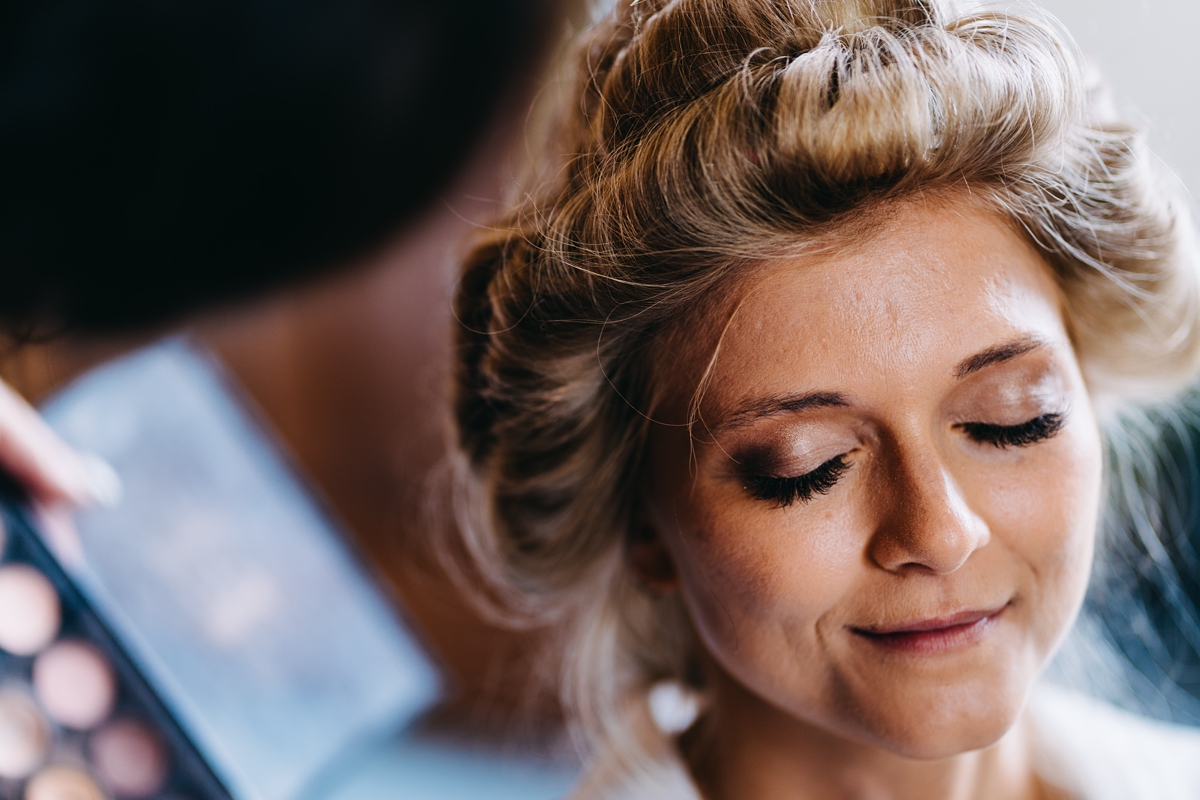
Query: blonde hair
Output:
[[449, 0, 1200, 794]]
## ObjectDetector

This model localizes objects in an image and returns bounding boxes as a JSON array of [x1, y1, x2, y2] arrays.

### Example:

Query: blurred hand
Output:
[[0, 378, 120, 509]]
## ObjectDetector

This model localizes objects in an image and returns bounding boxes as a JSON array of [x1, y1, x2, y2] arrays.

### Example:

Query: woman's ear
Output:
[[627, 522, 680, 592]]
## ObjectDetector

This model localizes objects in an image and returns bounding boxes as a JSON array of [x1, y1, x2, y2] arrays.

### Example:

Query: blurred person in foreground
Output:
[[0, 0, 567, 732]]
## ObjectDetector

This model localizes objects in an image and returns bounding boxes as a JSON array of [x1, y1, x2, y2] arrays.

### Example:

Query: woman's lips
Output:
[[850, 604, 1010, 654]]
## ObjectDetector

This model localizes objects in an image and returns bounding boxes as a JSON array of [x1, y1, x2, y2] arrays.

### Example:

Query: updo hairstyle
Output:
[[450, 0, 1200, 789]]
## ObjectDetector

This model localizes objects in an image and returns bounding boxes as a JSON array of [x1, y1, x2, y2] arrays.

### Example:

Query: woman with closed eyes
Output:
[[449, 0, 1200, 797]]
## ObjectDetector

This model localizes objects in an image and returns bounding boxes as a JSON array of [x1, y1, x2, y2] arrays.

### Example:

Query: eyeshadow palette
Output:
[[0, 339, 439, 800], [0, 494, 231, 800]]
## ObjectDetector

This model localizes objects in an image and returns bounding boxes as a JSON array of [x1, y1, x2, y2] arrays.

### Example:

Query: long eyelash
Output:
[[744, 454, 850, 509], [957, 412, 1065, 449]]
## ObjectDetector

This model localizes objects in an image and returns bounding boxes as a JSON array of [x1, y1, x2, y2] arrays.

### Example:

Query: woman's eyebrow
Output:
[[708, 337, 1046, 433], [953, 336, 1046, 379], [712, 391, 849, 434]]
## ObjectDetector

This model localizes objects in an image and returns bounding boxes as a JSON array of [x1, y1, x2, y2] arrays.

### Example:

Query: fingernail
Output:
[[77, 454, 122, 509]]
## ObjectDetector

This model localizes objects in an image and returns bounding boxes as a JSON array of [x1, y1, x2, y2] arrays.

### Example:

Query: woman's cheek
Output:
[[1032, 421, 1100, 563], [672, 492, 867, 653], [975, 422, 1101, 649], [1036, 419, 1103, 608]]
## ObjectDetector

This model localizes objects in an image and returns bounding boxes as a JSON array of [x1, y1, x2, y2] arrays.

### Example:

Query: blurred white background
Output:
[[1039, 0, 1199, 200]]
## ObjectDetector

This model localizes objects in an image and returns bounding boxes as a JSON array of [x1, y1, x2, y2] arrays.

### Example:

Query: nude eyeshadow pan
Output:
[[0, 502, 231, 800]]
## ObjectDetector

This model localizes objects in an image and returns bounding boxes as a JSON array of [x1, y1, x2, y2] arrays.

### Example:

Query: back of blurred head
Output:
[[0, 0, 556, 333]]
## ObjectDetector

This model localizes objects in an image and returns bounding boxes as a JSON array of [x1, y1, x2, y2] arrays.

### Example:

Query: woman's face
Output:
[[644, 198, 1102, 759]]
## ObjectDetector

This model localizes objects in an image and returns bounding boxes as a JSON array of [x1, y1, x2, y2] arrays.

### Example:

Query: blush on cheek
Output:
[[1004, 425, 1102, 655], [1044, 424, 1101, 571], [672, 502, 865, 674]]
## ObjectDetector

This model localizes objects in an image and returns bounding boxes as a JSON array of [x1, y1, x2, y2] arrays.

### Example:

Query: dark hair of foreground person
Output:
[[0, 0, 556, 333]]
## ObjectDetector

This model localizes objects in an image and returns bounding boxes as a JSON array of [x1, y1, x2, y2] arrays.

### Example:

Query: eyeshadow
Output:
[[33, 640, 116, 730], [0, 501, 232, 800], [24, 765, 106, 800], [0, 564, 61, 656], [90, 718, 168, 798], [0, 339, 444, 800], [33, 340, 442, 800], [0, 687, 50, 779]]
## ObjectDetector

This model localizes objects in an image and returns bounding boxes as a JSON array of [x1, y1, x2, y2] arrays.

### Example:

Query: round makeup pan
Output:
[[0, 687, 50, 779], [90, 718, 170, 798], [24, 764, 107, 800], [0, 564, 61, 656], [33, 639, 117, 730]]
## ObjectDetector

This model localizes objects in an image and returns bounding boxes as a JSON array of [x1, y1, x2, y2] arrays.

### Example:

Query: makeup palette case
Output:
[[0, 339, 440, 800]]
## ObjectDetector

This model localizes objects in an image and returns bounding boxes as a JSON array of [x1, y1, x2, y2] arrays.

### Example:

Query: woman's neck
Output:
[[687, 675, 1044, 800]]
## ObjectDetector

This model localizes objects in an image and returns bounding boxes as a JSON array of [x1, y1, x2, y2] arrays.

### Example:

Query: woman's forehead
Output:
[[655, 198, 1071, 420], [737, 204, 1060, 335]]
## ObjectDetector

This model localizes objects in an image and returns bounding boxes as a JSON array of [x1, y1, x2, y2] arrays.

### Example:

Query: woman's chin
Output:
[[849, 684, 1028, 761], [875, 720, 1013, 761]]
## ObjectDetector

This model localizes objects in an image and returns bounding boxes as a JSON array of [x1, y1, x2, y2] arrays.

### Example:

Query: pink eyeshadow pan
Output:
[[90, 718, 169, 798], [33, 639, 117, 730], [0, 564, 61, 656]]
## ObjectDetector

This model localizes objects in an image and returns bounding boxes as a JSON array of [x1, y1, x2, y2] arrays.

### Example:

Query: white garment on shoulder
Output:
[[1029, 683, 1200, 800], [568, 738, 702, 800], [570, 684, 1200, 800]]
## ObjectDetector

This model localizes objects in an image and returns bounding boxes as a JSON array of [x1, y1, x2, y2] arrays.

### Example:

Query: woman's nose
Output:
[[867, 451, 990, 575]]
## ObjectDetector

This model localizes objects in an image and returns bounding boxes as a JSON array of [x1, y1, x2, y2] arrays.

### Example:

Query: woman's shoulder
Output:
[[1029, 682, 1200, 800]]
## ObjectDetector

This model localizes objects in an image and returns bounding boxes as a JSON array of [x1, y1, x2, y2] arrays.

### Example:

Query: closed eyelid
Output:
[[956, 411, 1066, 448], [743, 454, 852, 507], [722, 434, 860, 478]]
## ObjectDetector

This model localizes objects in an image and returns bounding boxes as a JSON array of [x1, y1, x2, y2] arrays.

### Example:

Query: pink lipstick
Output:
[[851, 604, 1009, 654]]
